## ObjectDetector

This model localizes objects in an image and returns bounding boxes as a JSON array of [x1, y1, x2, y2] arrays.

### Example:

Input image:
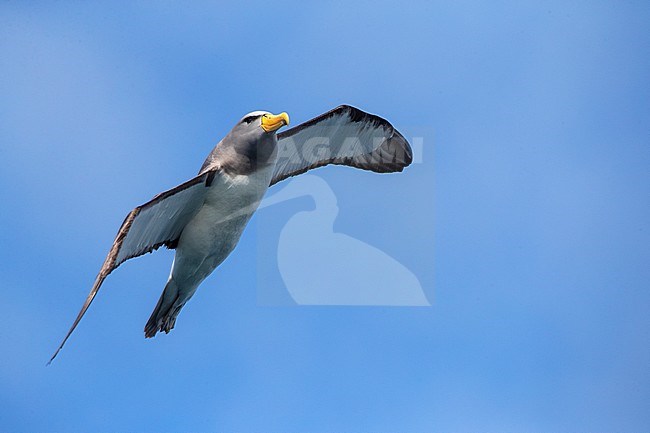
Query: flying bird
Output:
[[49, 105, 413, 363]]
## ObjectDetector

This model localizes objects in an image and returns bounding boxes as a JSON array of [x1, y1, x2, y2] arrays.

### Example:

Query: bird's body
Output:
[[50, 105, 414, 363], [145, 149, 277, 336]]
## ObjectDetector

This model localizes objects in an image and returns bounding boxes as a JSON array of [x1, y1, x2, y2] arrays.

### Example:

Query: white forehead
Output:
[[241, 110, 270, 119]]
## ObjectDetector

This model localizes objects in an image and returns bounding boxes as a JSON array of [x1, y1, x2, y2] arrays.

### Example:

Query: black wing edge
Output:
[[47, 170, 216, 364], [271, 105, 413, 186]]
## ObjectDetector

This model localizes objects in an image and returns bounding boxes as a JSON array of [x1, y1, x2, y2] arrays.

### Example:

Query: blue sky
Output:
[[1, 1, 649, 432]]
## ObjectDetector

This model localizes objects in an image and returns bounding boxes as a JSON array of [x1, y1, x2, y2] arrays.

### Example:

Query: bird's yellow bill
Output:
[[261, 112, 290, 132]]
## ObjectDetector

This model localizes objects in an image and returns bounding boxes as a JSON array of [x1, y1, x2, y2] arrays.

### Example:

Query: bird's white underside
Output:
[[168, 164, 275, 300]]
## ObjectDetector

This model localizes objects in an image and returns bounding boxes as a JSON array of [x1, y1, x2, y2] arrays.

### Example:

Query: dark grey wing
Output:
[[270, 105, 413, 186], [48, 169, 218, 363]]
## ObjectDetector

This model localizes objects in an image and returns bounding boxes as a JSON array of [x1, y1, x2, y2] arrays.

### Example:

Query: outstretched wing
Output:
[[49, 169, 218, 363], [270, 105, 413, 186]]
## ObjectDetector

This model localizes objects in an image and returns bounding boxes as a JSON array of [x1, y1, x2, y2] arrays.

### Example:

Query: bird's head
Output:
[[230, 110, 290, 140], [217, 110, 290, 173]]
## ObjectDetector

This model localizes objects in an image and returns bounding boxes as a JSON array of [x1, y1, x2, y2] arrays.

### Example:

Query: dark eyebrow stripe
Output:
[[242, 114, 261, 123]]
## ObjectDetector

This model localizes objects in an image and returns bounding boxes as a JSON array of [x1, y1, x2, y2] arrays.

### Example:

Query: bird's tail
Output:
[[144, 279, 183, 338]]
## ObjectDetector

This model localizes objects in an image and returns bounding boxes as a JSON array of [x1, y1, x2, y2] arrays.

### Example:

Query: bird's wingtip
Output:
[[47, 346, 63, 365]]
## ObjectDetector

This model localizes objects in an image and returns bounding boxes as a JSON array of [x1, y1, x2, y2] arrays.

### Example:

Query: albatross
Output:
[[49, 105, 413, 363]]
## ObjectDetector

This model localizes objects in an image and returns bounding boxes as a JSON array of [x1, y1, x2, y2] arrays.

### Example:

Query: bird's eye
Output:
[[243, 115, 258, 124]]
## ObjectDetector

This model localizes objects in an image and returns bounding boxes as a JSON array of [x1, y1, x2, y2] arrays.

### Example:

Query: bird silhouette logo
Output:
[[259, 175, 429, 306]]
